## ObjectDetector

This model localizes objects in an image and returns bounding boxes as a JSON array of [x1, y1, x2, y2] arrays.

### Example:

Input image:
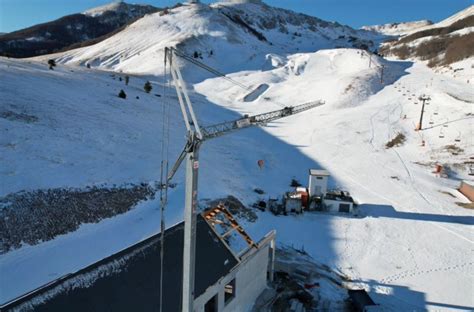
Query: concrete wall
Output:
[[285, 198, 302, 213], [194, 243, 271, 312], [309, 175, 328, 197], [324, 199, 353, 213], [459, 181, 474, 202]]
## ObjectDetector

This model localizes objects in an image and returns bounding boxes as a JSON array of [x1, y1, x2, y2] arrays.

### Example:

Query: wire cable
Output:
[[158, 51, 170, 312], [173, 48, 286, 109]]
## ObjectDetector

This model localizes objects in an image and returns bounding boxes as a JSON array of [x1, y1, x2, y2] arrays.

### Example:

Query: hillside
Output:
[[379, 5, 474, 67], [2, 46, 473, 309], [1, 1, 473, 310], [0, 2, 159, 58], [44, 1, 377, 77], [362, 20, 432, 36]]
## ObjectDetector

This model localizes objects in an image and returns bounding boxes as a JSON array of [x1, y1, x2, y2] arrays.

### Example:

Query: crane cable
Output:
[[159, 52, 171, 312], [173, 48, 287, 109]]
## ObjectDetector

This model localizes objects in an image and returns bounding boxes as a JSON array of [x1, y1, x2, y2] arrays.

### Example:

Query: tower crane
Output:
[[163, 47, 323, 312]]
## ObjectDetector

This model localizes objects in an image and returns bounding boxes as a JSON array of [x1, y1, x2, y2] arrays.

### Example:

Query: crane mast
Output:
[[163, 47, 323, 312]]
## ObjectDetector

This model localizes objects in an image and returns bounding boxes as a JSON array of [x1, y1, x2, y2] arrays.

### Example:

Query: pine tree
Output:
[[118, 89, 127, 99], [144, 81, 152, 93], [48, 59, 56, 70]]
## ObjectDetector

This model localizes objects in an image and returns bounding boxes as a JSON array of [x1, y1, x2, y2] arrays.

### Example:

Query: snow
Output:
[[399, 5, 474, 36], [365, 5, 473, 38], [196, 50, 474, 310], [83, 1, 153, 17], [362, 20, 432, 36], [433, 4, 474, 28], [1, 1, 473, 310], [40, 1, 376, 77]]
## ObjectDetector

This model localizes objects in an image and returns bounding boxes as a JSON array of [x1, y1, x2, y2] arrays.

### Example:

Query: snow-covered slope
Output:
[[1, 1, 473, 310], [2, 46, 473, 309], [421, 4, 474, 31], [83, 1, 156, 17], [366, 5, 473, 37], [0, 1, 159, 58], [195, 50, 474, 311], [45, 1, 376, 77], [379, 5, 474, 67], [362, 20, 432, 36]]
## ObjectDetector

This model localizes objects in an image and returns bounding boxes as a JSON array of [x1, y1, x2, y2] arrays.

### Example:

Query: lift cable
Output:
[[172, 48, 286, 108], [158, 52, 171, 312], [172, 48, 251, 91]]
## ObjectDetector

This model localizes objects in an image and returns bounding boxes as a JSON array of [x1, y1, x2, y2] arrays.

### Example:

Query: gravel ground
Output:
[[0, 184, 156, 254]]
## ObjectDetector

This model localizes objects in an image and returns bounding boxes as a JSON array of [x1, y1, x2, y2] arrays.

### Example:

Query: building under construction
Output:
[[0, 213, 275, 312]]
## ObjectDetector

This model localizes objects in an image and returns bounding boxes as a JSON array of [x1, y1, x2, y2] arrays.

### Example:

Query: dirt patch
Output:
[[456, 202, 474, 209], [444, 144, 464, 155], [385, 132, 406, 149], [206, 195, 258, 223], [253, 246, 351, 311], [0, 184, 155, 253], [0, 110, 38, 123], [439, 190, 455, 198], [446, 92, 474, 104]]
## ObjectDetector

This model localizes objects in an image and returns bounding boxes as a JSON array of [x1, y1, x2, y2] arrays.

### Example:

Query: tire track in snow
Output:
[[392, 148, 473, 244], [340, 167, 474, 245], [380, 261, 473, 283]]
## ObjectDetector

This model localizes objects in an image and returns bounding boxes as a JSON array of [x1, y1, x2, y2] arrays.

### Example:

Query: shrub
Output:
[[47, 59, 56, 70], [390, 44, 411, 59], [443, 32, 474, 65], [290, 179, 302, 187], [386, 133, 406, 148], [118, 89, 127, 99], [144, 81, 152, 93]]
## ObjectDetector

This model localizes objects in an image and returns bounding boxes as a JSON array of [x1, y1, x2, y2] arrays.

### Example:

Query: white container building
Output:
[[308, 169, 330, 197]]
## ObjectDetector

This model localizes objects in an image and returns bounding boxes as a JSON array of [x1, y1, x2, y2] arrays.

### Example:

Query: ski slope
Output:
[[42, 1, 376, 78], [1, 1, 473, 310], [362, 20, 433, 36], [2, 47, 473, 310], [195, 49, 474, 310]]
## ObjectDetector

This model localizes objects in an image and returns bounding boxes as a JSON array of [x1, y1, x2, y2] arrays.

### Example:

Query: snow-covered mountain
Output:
[[47, 1, 377, 77], [362, 20, 432, 36], [1, 1, 473, 310], [83, 1, 155, 17], [380, 5, 474, 67], [0, 1, 159, 58], [422, 4, 474, 30]]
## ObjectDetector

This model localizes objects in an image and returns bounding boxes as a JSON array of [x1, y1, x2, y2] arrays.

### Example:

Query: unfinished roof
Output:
[[348, 289, 376, 311], [4, 215, 239, 312], [309, 169, 330, 176]]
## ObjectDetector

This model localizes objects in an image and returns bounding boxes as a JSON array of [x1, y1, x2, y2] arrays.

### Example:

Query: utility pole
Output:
[[416, 94, 431, 131], [380, 64, 385, 84], [164, 47, 323, 312]]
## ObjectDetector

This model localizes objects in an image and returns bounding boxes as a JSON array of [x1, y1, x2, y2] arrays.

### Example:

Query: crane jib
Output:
[[200, 100, 323, 141]]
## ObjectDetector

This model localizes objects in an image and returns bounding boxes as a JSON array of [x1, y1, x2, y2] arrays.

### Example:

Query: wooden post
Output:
[[380, 65, 385, 84]]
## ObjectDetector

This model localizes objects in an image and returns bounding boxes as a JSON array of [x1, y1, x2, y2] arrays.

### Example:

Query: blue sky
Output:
[[0, 0, 472, 33]]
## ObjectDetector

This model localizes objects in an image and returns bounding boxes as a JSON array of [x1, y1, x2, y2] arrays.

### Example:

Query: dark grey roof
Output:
[[4, 215, 239, 312], [309, 169, 330, 176], [348, 289, 376, 311]]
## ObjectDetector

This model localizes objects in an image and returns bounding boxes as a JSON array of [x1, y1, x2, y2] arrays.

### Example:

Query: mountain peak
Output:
[[83, 1, 153, 17]]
